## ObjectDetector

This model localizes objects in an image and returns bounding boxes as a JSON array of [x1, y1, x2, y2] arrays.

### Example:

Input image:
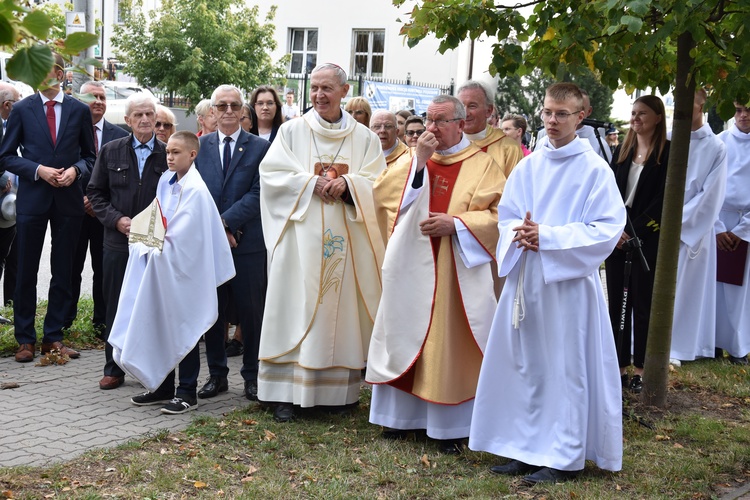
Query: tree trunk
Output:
[[641, 31, 696, 407]]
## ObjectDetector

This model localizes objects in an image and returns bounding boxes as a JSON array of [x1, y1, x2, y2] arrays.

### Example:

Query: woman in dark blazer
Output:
[[605, 95, 670, 394]]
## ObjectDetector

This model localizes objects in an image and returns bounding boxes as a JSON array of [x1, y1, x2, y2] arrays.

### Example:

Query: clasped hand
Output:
[[513, 211, 539, 252], [717, 231, 741, 252], [39, 166, 76, 188], [314, 176, 346, 204]]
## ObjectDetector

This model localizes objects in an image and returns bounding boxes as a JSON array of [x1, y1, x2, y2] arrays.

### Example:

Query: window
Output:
[[115, 0, 127, 23], [288, 28, 318, 75], [351, 30, 384, 77]]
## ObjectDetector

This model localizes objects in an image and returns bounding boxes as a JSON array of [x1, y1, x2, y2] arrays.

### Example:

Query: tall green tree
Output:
[[394, 0, 750, 407], [112, 0, 287, 111]]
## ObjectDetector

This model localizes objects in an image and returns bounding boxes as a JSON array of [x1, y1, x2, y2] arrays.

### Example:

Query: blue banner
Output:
[[362, 80, 441, 115]]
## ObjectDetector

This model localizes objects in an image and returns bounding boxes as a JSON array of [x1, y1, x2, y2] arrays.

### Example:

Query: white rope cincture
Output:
[[512, 251, 528, 329]]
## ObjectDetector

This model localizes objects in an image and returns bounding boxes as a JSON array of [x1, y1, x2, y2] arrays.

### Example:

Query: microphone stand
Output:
[[617, 213, 654, 428]]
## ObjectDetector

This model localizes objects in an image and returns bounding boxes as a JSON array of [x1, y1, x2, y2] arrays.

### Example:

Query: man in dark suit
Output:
[[88, 92, 168, 390], [0, 52, 96, 363], [195, 84, 270, 401], [0, 81, 20, 323], [67, 81, 129, 334]]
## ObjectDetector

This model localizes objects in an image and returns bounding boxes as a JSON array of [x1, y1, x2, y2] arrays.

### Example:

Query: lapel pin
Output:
[[239, 147, 244, 152]]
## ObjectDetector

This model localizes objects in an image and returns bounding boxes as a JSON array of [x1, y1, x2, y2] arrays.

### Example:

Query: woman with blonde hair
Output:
[[605, 95, 670, 394], [344, 96, 372, 126]]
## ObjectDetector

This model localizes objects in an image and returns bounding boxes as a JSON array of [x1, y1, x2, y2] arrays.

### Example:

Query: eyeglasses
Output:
[[240, 115, 251, 121], [155, 121, 173, 129], [371, 124, 395, 131], [425, 118, 461, 128], [349, 109, 366, 116], [405, 129, 426, 137], [255, 101, 276, 108], [540, 110, 581, 122], [214, 103, 242, 112]]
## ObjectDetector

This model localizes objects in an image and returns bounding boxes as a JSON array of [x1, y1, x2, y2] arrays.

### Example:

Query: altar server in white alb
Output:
[[258, 63, 386, 422], [715, 99, 750, 364], [469, 83, 625, 485], [110, 131, 235, 414], [669, 89, 726, 364]]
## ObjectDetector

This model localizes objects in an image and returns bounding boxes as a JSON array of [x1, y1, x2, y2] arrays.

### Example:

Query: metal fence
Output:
[[152, 74, 454, 111]]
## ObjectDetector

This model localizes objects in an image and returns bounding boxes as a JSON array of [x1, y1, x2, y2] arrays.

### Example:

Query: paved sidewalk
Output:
[[0, 348, 249, 468]]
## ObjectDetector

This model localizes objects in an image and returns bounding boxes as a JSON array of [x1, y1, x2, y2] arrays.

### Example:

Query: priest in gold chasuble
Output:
[[258, 64, 386, 422], [366, 95, 505, 451]]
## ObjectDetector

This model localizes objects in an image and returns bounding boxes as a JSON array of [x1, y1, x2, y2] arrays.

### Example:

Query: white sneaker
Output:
[[669, 358, 681, 367]]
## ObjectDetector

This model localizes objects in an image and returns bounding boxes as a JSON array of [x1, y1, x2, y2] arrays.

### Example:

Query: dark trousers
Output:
[[0, 225, 16, 305], [605, 249, 656, 369], [14, 212, 82, 345], [102, 248, 128, 378], [67, 214, 105, 327], [155, 343, 201, 400], [204, 251, 267, 382]]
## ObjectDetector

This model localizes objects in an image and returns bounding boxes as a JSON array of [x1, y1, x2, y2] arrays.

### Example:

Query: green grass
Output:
[[2, 299, 750, 498]]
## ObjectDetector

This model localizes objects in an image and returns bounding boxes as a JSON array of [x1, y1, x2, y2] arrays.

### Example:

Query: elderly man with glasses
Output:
[[193, 84, 271, 402], [367, 94, 505, 455], [370, 110, 410, 167]]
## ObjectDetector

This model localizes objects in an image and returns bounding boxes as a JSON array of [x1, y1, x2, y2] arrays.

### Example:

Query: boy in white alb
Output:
[[109, 131, 235, 414], [469, 83, 625, 484]]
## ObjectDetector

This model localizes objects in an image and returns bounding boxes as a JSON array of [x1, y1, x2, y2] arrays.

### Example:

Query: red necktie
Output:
[[93, 125, 99, 155], [45, 100, 56, 146]]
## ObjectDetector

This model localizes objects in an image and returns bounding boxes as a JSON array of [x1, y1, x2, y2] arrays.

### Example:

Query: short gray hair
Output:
[[457, 80, 493, 107], [80, 80, 105, 93], [312, 63, 347, 85], [125, 92, 158, 117], [370, 110, 397, 127], [210, 85, 244, 106], [0, 81, 18, 103], [431, 94, 466, 120]]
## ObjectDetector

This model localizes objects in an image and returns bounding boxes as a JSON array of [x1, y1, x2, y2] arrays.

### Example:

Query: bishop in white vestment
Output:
[[258, 64, 386, 419]]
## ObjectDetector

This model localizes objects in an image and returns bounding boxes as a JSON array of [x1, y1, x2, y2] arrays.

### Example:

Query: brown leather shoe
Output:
[[15, 343, 35, 362], [40, 341, 80, 359], [99, 375, 125, 390]]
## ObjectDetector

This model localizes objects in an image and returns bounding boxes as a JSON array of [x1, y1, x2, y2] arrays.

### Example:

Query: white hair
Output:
[[125, 92, 158, 116], [210, 85, 244, 106]]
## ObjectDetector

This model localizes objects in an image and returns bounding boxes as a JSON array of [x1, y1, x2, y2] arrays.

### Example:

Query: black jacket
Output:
[[610, 140, 671, 263], [87, 134, 168, 251]]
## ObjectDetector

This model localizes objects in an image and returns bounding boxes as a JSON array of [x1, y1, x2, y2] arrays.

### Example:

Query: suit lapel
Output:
[[224, 131, 248, 185], [31, 94, 55, 148], [205, 134, 224, 180], [58, 95, 72, 146]]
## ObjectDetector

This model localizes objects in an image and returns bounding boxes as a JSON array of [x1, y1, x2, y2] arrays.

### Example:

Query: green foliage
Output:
[[395, 0, 750, 119], [0, 2, 97, 89], [112, 0, 288, 111]]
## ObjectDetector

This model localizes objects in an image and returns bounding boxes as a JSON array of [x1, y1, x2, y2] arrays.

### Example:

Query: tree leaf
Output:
[[59, 31, 98, 55], [620, 15, 643, 33], [0, 12, 14, 45], [22, 9, 52, 39], [6, 45, 53, 89]]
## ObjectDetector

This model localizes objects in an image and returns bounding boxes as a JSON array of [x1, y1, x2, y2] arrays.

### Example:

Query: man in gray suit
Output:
[[0, 81, 20, 323], [195, 84, 271, 401], [67, 81, 129, 335]]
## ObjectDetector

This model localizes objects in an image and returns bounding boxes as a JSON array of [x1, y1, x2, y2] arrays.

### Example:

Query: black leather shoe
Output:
[[274, 403, 294, 422], [522, 467, 580, 485], [629, 374, 643, 393], [729, 355, 749, 365], [490, 459, 540, 476], [437, 438, 466, 455], [382, 428, 409, 440], [197, 376, 228, 399], [244, 380, 258, 401]]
